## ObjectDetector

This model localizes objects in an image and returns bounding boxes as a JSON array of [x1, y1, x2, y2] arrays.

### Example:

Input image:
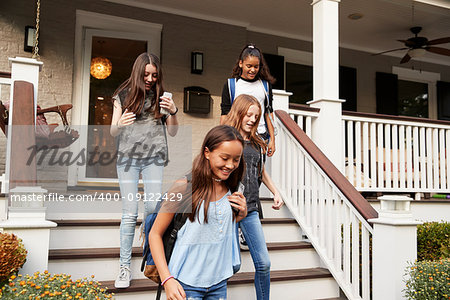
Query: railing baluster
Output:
[[439, 129, 446, 190], [362, 227, 370, 299], [370, 123, 377, 189], [447, 130, 450, 192], [292, 146, 299, 208], [399, 126, 406, 189], [392, 125, 399, 189], [287, 138, 293, 200], [334, 191, 342, 272], [385, 124, 391, 189], [355, 121, 362, 188], [426, 128, 433, 189], [420, 127, 426, 189], [406, 126, 413, 189], [433, 129, 439, 190], [343, 205, 351, 285], [312, 165, 318, 238], [306, 116, 312, 137], [326, 183, 333, 258], [299, 148, 305, 219], [319, 175, 326, 247], [413, 127, 420, 189], [297, 115, 304, 131], [377, 123, 384, 188], [351, 214, 360, 296], [363, 122, 370, 188], [347, 121, 354, 185], [305, 160, 311, 227]]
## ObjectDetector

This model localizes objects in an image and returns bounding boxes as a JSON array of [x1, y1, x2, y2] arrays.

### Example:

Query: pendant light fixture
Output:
[[90, 41, 112, 80]]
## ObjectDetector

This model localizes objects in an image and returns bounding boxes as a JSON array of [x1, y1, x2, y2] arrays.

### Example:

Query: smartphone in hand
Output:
[[160, 92, 172, 115], [232, 182, 245, 215]]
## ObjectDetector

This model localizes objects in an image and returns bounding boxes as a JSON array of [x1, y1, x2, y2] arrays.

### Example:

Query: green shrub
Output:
[[0, 271, 114, 299], [404, 258, 450, 300], [417, 222, 450, 261], [0, 232, 27, 288]]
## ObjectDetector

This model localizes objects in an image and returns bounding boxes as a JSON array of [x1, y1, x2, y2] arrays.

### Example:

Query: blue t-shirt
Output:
[[168, 191, 240, 287]]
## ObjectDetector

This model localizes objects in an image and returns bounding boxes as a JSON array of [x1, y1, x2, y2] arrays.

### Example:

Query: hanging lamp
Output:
[[90, 40, 112, 79]]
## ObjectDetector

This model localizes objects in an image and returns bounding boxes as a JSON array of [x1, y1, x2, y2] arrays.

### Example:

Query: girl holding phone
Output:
[[110, 52, 179, 288]]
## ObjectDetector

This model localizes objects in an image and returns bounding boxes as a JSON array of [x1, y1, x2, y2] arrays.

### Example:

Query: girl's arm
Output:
[[265, 113, 276, 156], [220, 82, 232, 125], [110, 99, 135, 137], [159, 94, 179, 137], [149, 212, 186, 300], [261, 166, 283, 210]]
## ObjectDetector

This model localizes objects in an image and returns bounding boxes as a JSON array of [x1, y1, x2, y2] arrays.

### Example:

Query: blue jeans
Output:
[[117, 158, 164, 266], [179, 279, 227, 300], [239, 210, 271, 300]]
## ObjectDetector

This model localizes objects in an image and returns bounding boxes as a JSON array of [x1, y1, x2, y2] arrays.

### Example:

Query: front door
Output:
[[76, 29, 154, 184]]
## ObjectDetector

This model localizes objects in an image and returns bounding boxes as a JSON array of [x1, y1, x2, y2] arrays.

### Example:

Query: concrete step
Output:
[[104, 268, 339, 300], [49, 218, 303, 249], [47, 242, 321, 281]]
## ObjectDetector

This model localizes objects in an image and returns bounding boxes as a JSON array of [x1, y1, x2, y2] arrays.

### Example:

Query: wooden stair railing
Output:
[[273, 110, 378, 300]]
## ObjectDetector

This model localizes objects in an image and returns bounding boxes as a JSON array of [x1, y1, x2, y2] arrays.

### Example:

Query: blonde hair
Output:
[[224, 94, 267, 154]]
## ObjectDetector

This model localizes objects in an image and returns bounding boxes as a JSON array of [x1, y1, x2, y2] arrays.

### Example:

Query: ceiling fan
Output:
[[373, 26, 450, 64]]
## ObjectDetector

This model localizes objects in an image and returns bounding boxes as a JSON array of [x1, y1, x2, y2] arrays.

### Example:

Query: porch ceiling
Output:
[[103, 0, 450, 66]]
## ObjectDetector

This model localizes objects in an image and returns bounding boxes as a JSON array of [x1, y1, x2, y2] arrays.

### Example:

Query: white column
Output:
[[308, 0, 344, 171], [0, 58, 56, 274], [369, 195, 421, 300], [5, 57, 43, 193]]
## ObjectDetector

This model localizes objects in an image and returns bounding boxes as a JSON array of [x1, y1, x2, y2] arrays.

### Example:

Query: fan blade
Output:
[[372, 47, 408, 56], [400, 53, 411, 64], [427, 37, 450, 45], [426, 46, 450, 56]]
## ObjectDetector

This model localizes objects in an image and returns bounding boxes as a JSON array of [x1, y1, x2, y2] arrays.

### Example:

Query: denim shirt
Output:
[[168, 191, 240, 287]]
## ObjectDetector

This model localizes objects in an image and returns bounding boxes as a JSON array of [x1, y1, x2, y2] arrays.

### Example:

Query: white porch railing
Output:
[[288, 104, 319, 138], [273, 110, 378, 300], [289, 104, 450, 195], [342, 111, 450, 194]]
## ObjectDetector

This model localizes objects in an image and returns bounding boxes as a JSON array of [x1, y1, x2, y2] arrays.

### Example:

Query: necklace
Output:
[[213, 178, 222, 182]]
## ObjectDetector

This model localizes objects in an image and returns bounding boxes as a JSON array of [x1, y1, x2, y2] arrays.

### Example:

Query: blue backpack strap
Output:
[[228, 78, 236, 104], [261, 79, 269, 93]]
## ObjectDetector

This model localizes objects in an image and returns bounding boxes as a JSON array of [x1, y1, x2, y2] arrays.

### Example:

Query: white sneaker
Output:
[[239, 228, 249, 251], [114, 265, 132, 288]]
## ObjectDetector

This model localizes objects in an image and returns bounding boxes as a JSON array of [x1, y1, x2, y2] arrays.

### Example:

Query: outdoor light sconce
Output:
[[24, 26, 36, 52], [191, 51, 203, 74]]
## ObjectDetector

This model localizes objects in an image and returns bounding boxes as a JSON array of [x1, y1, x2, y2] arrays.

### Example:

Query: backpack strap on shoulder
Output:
[[228, 78, 236, 104]]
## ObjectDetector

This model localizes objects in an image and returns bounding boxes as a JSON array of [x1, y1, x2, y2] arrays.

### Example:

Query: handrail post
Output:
[[369, 195, 421, 300], [309, 0, 344, 172]]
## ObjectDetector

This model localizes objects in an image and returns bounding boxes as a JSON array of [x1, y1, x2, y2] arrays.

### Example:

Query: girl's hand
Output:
[[272, 193, 283, 210], [164, 278, 186, 300], [160, 95, 177, 115], [228, 192, 247, 218], [267, 139, 276, 157], [118, 109, 136, 128]]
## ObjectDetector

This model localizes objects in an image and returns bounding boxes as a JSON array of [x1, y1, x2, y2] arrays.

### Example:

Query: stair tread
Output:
[[50, 218, 296, 227], [102, 268, 332, 294], [49, 241, 312, 260]]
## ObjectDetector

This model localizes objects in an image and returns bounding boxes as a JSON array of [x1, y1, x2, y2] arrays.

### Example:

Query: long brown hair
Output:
[[224, 94, 267, 154], [231, 44, 275, 84], [189, 125, 245, 223], [113, 52, 164, 118]]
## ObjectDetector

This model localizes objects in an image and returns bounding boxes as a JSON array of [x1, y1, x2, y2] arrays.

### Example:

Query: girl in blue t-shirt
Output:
[[225, 94, 284, 300], [149, 125, 248, 300]]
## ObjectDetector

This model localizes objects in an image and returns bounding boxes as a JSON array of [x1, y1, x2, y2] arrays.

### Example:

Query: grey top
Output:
[[242, 141, 263, 213], [113, 90, 168, 164]]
